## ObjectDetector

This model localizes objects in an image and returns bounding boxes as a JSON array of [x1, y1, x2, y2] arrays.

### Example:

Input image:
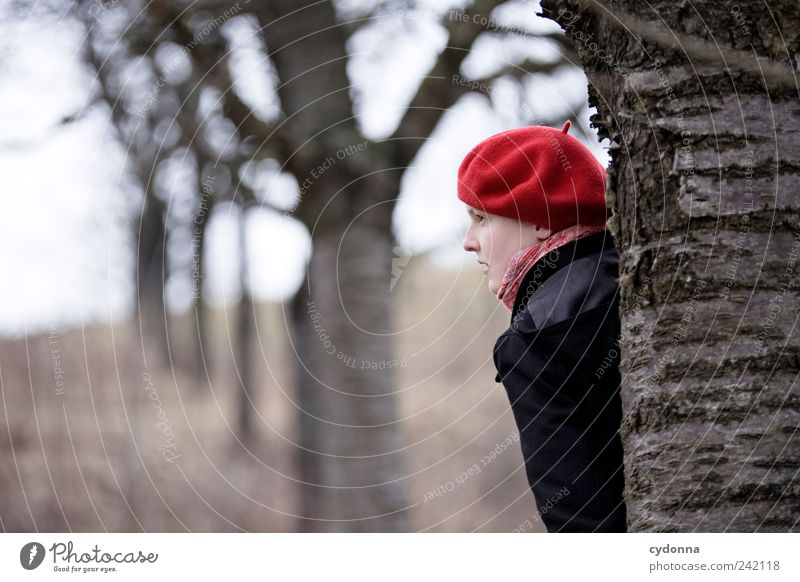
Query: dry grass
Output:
[[0, 259, 542, 532]]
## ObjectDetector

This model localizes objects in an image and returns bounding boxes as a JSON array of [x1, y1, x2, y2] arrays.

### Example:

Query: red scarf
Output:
[[496, 223, 607, 311]]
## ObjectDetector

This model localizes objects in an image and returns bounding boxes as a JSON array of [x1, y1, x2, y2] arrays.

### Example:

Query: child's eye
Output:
[[476, 214, 486, 224]]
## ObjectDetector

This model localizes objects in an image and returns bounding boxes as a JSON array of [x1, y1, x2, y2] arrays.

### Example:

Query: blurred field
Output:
[[0, 258, 542, 532]]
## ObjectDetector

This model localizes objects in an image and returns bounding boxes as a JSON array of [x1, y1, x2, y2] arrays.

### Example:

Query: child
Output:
[[458, 121, 627, 532]]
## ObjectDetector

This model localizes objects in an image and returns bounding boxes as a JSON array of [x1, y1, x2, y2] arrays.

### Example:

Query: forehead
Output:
[[465, 206, 484, 217]]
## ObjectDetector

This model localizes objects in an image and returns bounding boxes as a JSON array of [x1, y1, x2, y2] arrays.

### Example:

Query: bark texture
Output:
[[541, 0, 800, 531]]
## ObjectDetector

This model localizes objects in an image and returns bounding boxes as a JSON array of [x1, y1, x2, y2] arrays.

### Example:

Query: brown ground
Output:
[[0, 258, 542, 532]]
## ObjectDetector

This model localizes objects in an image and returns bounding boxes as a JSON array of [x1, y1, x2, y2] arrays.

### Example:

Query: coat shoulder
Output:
[[511, 247, 619, 334]]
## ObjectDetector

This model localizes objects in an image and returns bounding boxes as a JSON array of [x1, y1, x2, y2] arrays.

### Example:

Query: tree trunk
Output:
[[541, 0, 800, 531], [289, 172, 411, 531], [236, 207, 255, 443], [191, 157, 215, 386], [136, 193, 170, 368], [256, 0, 411, 530], [288, 279, 320, 530]]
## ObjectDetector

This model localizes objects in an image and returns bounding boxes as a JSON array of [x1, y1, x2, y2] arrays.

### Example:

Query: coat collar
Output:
[[508, 230, 616, 323]]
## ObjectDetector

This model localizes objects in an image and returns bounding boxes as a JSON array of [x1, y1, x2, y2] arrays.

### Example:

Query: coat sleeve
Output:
[[492, 313, 627, 532]]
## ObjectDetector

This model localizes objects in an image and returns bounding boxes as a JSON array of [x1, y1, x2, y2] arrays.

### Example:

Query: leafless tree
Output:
[[76, 0, 578, 531]]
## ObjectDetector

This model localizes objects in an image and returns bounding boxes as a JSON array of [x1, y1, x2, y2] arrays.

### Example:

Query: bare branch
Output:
[[218, 80, 290, 164], [389, 0, 506, 168], [475, 57, 568, 85]]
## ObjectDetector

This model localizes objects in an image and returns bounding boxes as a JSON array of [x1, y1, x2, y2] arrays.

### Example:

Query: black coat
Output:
[[492, 230, 627, 532]]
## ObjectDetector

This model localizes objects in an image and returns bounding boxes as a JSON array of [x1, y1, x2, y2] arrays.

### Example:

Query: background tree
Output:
[[70, 0, 581, 531], [540, 0, 800, 531]]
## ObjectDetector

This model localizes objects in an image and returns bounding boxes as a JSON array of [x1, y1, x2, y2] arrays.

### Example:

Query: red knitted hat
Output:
[[457, 121, 608, 232]]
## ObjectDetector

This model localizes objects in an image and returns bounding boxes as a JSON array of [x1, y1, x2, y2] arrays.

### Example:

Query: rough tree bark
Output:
[[541, 0, 800, 531]]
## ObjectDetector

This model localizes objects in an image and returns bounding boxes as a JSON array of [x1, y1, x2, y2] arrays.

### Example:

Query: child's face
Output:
[[463, 206, 550, 295]]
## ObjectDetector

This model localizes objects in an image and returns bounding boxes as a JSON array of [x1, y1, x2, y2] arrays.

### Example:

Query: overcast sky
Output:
[[0, 0, 609, 337]]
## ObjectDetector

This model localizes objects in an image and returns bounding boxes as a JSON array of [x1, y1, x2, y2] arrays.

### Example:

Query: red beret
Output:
[[457, 121, 608, 232]]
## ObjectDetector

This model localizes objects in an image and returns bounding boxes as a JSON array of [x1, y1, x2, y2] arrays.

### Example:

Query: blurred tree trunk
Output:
[[237, 206, 255, 443], [136, 193, 170, 368], [191, 157, 215, 384], [257, 0, 411, 531], [290, 207, 411, 531], [256, 0, 505, 531], [81, 3, 174, 370], [288, 279, 321, 527], [541, 0, 800, 531]]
